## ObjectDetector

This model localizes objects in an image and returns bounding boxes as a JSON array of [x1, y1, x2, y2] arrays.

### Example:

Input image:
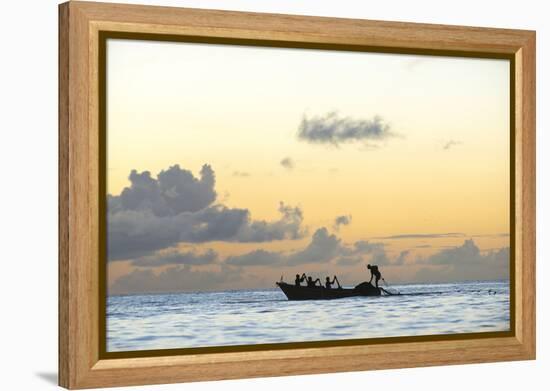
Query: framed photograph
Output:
[[59, 1, 536, 389]]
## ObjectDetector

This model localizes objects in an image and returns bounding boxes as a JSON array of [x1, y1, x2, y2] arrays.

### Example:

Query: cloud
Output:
[[109, 264, 244, 294], [419, 239, 498, 265], [415, 239, 509, 282], [225, 249, 283, 266], [287, 228, 341, 265], [394, 250, 410, 265], [132, 248, 218, 267], [443, 140, 462, 150], [108, 164, 216, 217], [107, 210, 186, 260], [350, 240, 385, 254], [297, 112, 393, 146], [108, 203, 305, 261], [335, 256, 363, 266], [110, 227, 413, 293], [219, 228, 349, 268], [373, 232, 465, 240], [280, 157, 295, 170], [108, 165, 306, 261], [348, 240, 402, 266], [220, 229, 390, 268], [234, 202, 306, 243], [333, 215, 352, 231], [370, 250, 390, 265], [471, 233, 510, 238]]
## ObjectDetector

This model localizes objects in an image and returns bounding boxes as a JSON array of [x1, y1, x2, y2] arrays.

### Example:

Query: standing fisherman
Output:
[[367, 264, 382, 288]]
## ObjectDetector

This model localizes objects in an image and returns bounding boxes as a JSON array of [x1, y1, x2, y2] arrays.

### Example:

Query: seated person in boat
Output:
[[306, 275, 322, 288], [325, 275, 341, 289], [295, 273, 306, 286], [367, 264, 382, 288]]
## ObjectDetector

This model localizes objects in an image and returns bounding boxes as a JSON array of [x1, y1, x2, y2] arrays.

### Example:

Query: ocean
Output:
[[107, 280, 510, 352]]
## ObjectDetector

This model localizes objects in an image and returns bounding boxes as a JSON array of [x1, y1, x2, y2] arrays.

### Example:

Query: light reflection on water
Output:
[[107, 280, 509, 352]]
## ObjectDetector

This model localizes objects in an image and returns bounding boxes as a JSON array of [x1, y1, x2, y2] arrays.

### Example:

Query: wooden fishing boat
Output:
[[276, 281, 381, 300]]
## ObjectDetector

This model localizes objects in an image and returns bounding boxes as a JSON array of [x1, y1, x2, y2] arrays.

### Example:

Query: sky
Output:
[[106, 39, 510, 295]]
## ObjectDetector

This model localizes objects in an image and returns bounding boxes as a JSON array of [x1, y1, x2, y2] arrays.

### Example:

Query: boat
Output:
[[276, 281, 381, 300]]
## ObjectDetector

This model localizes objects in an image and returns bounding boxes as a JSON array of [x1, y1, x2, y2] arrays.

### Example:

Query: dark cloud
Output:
[[373, 232, 465, 240], [107, 210, 185, 260], [415, 239, 509, 282], [333, 215, 352, 231], [297, 112, 393, 146], [108, 203, 305, 261], [280, 157, 295, 170], [235, 202, 305, 243], [109, 264, 244, 295], [218, 227, 347, 268], [108, 165, 306, 261], [109, 164, 216, 217], [287, 228, 341, 265], [132, 249, 218, 267], [443, 140, 461, 150]]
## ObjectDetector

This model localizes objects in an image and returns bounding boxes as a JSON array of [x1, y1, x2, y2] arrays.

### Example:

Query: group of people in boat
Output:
[[294, 264, 383, 289], [295, 273, 342, 289]]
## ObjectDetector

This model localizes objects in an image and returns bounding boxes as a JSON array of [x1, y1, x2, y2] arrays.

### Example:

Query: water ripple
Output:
[[107, 280, 510, 352]]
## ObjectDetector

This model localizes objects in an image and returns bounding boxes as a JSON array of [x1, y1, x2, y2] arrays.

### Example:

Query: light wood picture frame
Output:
[[59, 1, 536, 389]]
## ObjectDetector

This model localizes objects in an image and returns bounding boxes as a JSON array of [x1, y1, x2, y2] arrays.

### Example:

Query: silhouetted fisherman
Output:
[[306, 275, 322, 288], [367, 264, 382, 288], [325, 275, 341, 289], [295, 273, 306, 286]]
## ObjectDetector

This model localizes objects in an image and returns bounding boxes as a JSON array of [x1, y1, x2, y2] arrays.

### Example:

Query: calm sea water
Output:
[[107, 280, 509, 352]]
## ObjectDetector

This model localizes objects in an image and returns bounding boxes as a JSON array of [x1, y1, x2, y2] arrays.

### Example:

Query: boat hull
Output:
[[276, 281, 381, 300]]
